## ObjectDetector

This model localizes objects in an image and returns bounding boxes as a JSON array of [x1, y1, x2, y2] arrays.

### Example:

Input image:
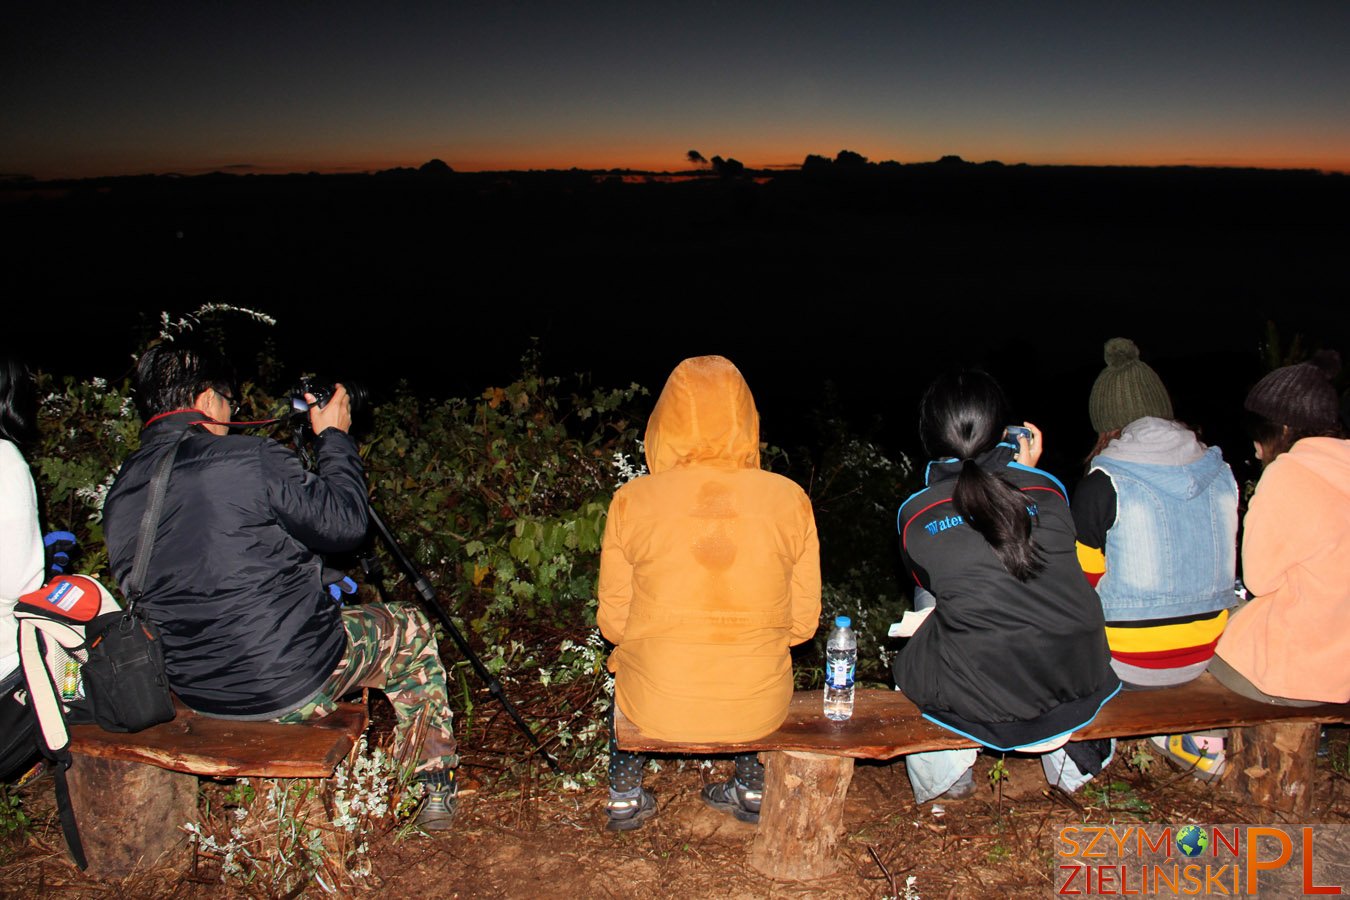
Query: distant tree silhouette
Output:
[[801, 154, 832, 175], [419, 158, 454, 175], [710, 155, 744, 177], [936, 155, 968, 166], [686, 150, 708, 166], [834, 149, 869, 169]]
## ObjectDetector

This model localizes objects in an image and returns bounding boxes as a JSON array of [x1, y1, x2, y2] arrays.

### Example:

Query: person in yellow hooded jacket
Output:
[[597, 356, 821, 831]]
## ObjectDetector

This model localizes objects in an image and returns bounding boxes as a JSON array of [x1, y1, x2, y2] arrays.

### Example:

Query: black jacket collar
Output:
[[141, 409, 213, 443], [925, 442, 1018, 486]]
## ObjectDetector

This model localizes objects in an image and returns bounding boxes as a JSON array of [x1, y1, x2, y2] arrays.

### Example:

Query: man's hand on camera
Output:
[[306, 384, 352, 435]]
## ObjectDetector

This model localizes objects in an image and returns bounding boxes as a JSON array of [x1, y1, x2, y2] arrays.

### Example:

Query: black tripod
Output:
[[361, 505, 563, 775], [285, 402, 561, 775]]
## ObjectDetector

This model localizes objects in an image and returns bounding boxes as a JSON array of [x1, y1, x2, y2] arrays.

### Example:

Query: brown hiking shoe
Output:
[[414, 770, 458, 831]]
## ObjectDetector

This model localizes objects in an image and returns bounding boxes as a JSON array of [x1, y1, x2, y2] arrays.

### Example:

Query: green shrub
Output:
[[362, 368, 648, 643], [31, 374, 141, 573], [781, 410, 918, 684]]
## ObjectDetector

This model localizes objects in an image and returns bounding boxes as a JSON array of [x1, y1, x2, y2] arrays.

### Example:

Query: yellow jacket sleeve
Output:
[[596, 492, 633, 646], [789, 495, 822, 645]]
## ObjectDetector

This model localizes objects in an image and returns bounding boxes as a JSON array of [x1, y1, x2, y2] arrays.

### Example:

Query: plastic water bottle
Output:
[[823, 615, 856, 721]]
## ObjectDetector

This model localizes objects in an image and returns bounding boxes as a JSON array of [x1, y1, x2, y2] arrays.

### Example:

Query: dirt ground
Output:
[[3, 728, 1347, 899]]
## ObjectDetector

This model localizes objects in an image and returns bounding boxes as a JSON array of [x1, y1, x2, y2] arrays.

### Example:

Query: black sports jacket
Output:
[[103, 410, 367, 717], [892, 443, 1118, 750]]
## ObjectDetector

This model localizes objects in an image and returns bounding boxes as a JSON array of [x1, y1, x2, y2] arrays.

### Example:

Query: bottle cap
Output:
[[835, 615, 851, 628]]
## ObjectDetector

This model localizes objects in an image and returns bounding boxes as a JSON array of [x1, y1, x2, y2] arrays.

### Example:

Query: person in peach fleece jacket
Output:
[[1211, 352, 1350, 705], [597, 355, 821, 831]]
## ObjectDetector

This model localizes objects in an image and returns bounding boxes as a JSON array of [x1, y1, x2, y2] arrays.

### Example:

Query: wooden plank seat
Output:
[[64, 700, 368, 877], [615, 674, 1350, 881]]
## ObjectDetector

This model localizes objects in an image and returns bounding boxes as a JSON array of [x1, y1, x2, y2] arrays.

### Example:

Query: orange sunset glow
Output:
[[5, 4, 1349, 180]]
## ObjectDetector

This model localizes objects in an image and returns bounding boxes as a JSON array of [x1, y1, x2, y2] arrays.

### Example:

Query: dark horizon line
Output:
[[3, 155, 1345, 187]]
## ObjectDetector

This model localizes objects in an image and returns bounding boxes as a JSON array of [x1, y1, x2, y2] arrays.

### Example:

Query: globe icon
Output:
[[1176, 825, 1208, 858]]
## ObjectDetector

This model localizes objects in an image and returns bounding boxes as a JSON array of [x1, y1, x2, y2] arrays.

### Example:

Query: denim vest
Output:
[[1092, 446, 1238, 621]]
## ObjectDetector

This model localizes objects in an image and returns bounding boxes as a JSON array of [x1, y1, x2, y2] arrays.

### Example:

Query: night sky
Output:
[[5, 1, 1350, 179], [4, 2, 1348, 480]]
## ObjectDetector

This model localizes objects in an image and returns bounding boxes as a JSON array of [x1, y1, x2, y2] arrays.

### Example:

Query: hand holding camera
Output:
[[291, 375, 364, 436], [1006, 422, 1043, 468], [306, 384, 352, 435]]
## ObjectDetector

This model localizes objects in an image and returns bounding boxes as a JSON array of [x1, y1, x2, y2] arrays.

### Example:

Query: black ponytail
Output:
[[952, 458, 1045, 581], [919, 371, 1045, 582]]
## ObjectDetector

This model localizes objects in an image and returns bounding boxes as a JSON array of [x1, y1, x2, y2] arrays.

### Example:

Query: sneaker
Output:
[[1151, 734, 1226, 783], [606, 789, 657, 832], [414, 770, 459, 831], [700, 778, 762, 824]]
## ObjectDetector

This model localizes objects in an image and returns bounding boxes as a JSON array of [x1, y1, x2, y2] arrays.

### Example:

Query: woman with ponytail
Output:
[[893, 371, 1119, 802]]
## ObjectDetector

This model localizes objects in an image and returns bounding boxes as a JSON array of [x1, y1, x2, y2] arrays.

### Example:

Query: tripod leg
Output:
[[366, 505, 564, 775]]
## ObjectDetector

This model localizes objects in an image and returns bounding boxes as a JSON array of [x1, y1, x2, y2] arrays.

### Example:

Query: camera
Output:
[[290, 375, 368, 417], [1005, 425, 1033, 443]]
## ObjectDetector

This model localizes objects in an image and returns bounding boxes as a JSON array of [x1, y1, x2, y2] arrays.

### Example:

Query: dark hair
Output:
[[133, 340, 236, 421], [1083, 428, 1123, 472], [1243, 409, 1341, 466], [0, 353, 36, 445], [920, 370, 1045, 582]]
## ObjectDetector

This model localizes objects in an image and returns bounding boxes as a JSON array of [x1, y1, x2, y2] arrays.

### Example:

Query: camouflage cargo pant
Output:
[[277, 602, 458, 775]]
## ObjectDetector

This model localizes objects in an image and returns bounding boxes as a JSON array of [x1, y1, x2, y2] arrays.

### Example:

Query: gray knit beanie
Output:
[[1088, 338, 1174, 433], [1244, 350, 1341, 432]]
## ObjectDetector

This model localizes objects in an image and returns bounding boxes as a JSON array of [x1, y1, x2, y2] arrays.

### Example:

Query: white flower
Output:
[[610, 446, 648, 485], [76, 471, 118, 520], [158, 303, 277, 341]]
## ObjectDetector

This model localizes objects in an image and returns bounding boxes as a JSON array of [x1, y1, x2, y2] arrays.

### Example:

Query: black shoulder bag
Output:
[[81, 428, 191, 733]]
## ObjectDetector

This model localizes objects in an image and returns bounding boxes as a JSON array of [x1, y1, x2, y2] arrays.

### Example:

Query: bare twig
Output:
[[867, 845, 897, 897]]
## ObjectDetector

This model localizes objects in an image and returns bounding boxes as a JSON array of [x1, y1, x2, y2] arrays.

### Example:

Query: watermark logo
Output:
[[1055, 824, 1346, 895], [1175, 825, 1208, 859]]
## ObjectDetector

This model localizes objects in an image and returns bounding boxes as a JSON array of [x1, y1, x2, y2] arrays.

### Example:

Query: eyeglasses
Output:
[[215, 388, 239, 417]]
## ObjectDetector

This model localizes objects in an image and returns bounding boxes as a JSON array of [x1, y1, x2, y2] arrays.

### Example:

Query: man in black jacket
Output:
[[103, 341, 458, 829]]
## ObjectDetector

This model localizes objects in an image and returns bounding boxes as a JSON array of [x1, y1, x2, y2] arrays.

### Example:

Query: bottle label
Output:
[[61, 660, 81, 702], [829, 658, 854, 688]]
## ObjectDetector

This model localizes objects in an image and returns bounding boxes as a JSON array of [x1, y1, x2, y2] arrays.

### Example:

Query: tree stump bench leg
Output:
[[1226, 721, 1319, 818], [67, 755, 198, 878], [749, 750, 855, 881]]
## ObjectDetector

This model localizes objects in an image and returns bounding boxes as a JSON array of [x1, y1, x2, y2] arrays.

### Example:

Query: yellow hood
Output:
[[644, 356, 760, 474]]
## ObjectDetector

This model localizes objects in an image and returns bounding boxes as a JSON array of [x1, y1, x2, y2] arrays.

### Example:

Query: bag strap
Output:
[[18, 619, 82, 754], [52, 759, 86, 870], [124, 426, 193, 612], [18, 620, 87, 869]]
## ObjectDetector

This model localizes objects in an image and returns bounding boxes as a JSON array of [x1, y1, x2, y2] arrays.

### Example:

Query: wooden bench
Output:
[[615, 673, 1350, 881], [65, 701, 367, 877]]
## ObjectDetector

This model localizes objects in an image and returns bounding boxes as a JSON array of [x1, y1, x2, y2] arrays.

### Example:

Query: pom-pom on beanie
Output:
[[1244, 350, 1342, 432], [1088, 338, 1174, 433]]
